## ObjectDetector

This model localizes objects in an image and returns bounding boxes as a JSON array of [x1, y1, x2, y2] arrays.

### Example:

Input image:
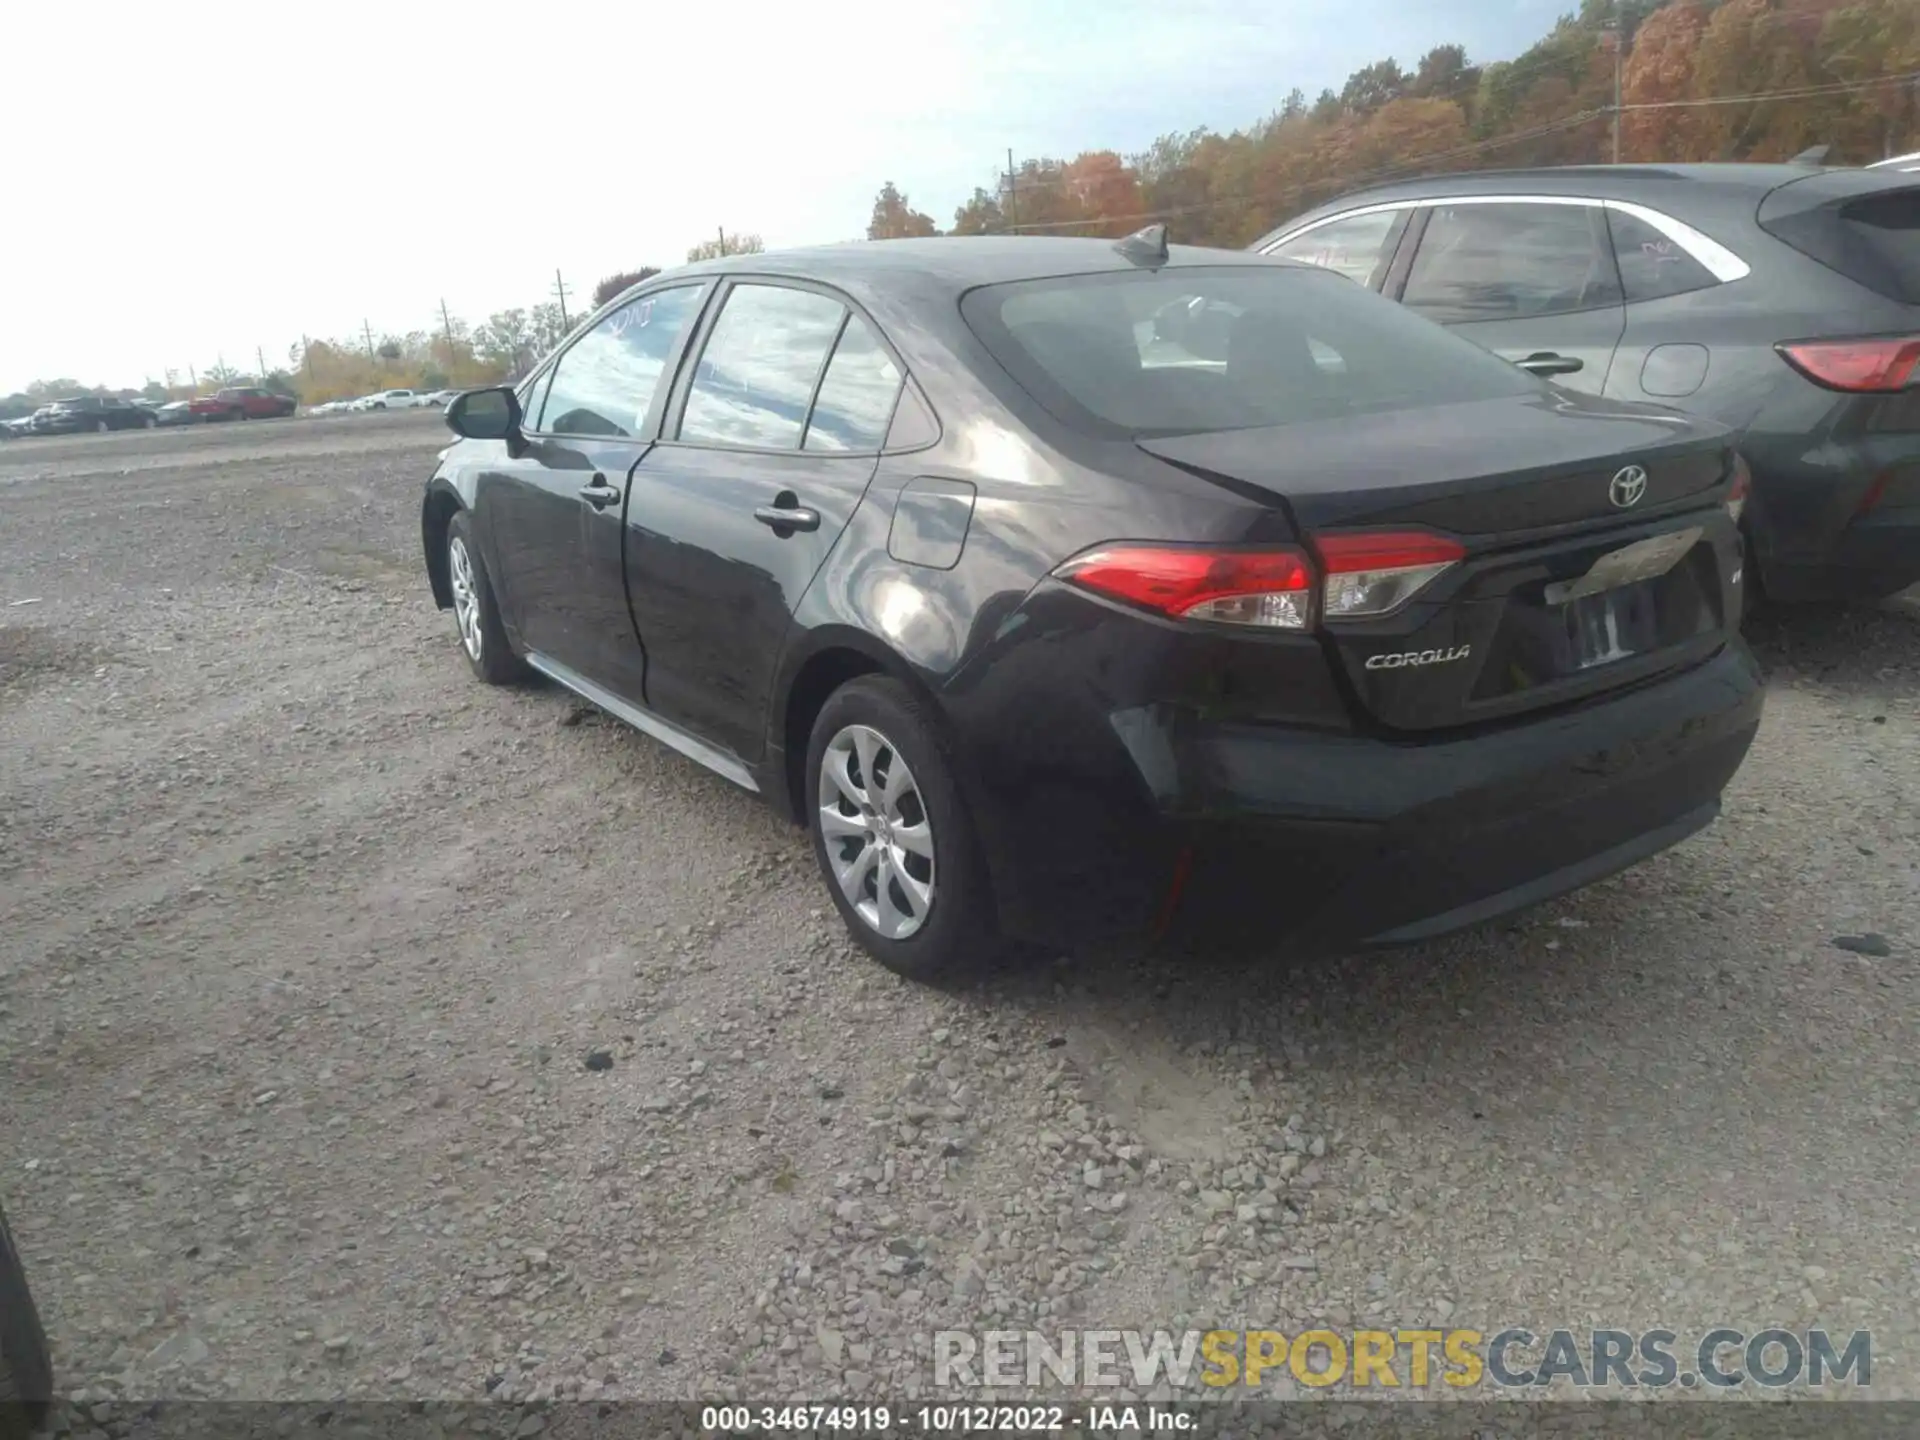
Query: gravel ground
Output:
[[1, 415, 1916, 1418]]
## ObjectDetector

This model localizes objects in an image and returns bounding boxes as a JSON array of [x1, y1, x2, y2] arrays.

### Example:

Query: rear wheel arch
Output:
[[778, 633, 941, 826]]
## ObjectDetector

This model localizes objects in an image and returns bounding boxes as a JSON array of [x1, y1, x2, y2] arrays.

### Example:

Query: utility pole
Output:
[[188, 363, 198, 391], [439, 298, 457, 359], [257, 345, 269, 383], [363, 319, 376, 361], [717, 226, 727, 255], [553, 269, 571, 328], [1005, 148, 1019, 232], [1608, 0, 1624, 164], [301, 335, 313, 380]]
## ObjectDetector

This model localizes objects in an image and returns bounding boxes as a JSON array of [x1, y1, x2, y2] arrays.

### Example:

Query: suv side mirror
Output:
[[446, 387, 521, 441]]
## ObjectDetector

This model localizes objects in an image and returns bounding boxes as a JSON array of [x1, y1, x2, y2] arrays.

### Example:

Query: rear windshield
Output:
[[1762, 186, 1920, 304], [959, 264, 1539, 440]]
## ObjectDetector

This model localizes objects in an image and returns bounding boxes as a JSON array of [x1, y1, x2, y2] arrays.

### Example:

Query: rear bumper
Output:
[[979, 644, 1763, 954]]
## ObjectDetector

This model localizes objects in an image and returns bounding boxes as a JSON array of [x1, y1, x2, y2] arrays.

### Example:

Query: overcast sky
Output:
[[0, 0, 1553, 393]]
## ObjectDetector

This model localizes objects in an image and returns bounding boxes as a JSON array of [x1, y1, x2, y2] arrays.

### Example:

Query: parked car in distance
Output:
[[1250, 162, 1920, 603], [28, 395, 158, 433], [188, 387, 297, 422], [421, 235, 1762, 978], [0, 415, 32, 439], [150, 400, 198, 426], [354, 389, 420, 411], [421, 389, 459, 407]]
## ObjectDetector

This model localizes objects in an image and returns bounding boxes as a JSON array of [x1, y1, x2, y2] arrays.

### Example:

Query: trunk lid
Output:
[[1137, 392, 1728, 535], [1138, 393, 1742, 733]]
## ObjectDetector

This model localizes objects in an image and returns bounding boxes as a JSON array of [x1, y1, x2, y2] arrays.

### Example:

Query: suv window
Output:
[[539, 284, 704, 436], [1403, 202, 1621, 323], [1607, 209, 1717, 302], [1266, 210, 1409, 288], [803, 315, 903, 452], [679, 284, 848, 450]]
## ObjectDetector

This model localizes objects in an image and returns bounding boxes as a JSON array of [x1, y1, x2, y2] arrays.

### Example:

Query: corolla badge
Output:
[[1609, 464, 1649, 509], [1365, 645, 1472, 671]]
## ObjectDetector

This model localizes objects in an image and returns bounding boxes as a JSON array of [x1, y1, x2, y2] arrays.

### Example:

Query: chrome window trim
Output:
[[1260, 193, 1751, 285]]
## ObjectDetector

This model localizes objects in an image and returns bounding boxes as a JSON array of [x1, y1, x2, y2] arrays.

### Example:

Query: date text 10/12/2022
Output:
[[701, 1405, 1193, 1432]]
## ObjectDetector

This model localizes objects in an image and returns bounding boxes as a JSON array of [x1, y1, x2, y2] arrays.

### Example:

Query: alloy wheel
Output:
[[818, 724, 936, 940], [448, 535, 483, 661]]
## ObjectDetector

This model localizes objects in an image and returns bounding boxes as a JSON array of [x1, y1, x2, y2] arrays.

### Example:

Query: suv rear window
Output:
[[1762, 185, 1920, 304], [960, 264, 1538, 440]]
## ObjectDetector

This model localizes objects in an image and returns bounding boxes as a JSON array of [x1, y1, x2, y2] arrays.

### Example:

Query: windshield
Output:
[[959, 263, 1539, 440]]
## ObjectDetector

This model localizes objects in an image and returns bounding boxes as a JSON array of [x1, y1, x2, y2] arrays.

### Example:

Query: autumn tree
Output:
[[594, 267, 661, 307], [686, 231, 765, 262], [868, 182, 939, 239]]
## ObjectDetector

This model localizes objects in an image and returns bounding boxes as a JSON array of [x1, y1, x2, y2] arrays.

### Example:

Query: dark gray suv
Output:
[[1252, 164, 1920, 603]]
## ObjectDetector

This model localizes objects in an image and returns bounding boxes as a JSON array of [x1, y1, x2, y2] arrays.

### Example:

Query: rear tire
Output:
[[93, 420, 108, 433], [0, 1205, 52, 1440], [805, 676, 1004, 981], [446, 510, 526, 685]]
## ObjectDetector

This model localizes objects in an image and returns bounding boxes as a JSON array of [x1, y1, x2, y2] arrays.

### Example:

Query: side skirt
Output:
[[523, 651, 760, 794]]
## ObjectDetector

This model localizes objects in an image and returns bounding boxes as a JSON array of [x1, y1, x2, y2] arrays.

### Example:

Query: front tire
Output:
[[0, 1205, 51, 1440], [94, 419, 109, 433], [445, 510, 525, 685], [805, 676, 1001, 981]]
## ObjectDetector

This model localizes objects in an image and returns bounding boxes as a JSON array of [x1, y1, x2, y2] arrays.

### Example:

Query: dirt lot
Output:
[[2, 413, 1917, 1411]]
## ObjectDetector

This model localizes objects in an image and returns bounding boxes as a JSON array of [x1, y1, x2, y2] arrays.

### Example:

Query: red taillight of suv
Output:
[[1053, 529, 1465, 631], [1775, 335, 1920, 392]]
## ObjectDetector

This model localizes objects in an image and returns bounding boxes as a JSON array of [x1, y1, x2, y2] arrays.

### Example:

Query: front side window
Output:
[[961, 264, 1538, 440], [804, 315, 903, 452], [1403, 202, 1621, 324], [679, 284, 848, 450], [1266, 210, 1408, 288], [539, 284, 705, 437]]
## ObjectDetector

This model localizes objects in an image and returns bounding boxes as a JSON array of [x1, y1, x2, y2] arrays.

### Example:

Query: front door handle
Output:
[[1514, 351, 1584, 377], [579, 479, 622, 509], [754, 504, 820, 533]]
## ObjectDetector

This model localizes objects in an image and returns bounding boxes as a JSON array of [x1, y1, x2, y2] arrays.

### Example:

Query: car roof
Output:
[[663, 236, 1276, 300], [1251, 162, 1889, 242]]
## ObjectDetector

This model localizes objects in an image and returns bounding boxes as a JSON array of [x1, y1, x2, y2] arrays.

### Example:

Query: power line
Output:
[[1618, 68, 1920, 111]]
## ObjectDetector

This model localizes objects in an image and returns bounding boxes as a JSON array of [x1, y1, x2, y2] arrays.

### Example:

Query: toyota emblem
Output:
[[1609, 464, 1649, 509]]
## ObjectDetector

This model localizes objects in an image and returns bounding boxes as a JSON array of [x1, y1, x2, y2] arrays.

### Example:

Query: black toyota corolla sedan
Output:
[[421, 232, 1763, 977]]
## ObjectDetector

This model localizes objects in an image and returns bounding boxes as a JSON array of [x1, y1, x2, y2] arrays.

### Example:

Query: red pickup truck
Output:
[[187, 387, 298, 422]]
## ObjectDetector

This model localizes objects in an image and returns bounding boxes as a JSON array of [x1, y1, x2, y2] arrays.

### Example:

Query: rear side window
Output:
[[960, 264, 1538, 441], [1607, 209, 1718, 302], [1403, 202, 1621, 323], [679, 284, 848, 450], [1761, 181, 1920, 305], [1264, 210, 1409, 288], [803, 315, 902, 452]]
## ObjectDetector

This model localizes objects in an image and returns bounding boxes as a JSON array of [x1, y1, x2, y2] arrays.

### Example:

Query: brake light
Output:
[[1053, 545, 1314, 629], [1776, 336, 1920, 392], [1726, 453, 1750, 524], [1314, 530, 1465, 619]]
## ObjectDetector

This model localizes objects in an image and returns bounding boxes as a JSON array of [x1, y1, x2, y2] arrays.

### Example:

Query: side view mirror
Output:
[[445, 387, 521, 440]]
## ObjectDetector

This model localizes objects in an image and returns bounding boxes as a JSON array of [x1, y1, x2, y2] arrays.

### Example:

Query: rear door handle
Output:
[[1514, 351, 1584, 376], [754, 504, 820, 533], [579, 479, 622, 509]]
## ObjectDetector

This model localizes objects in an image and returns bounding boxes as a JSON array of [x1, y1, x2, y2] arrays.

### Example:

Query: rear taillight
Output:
[[1776, 335, 1920, 392], [1726, 453, 1750, 524], [1314, 531, 1465, 620], [1053, 545, 1314, 629], [1052, 528, 1464, 630]]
